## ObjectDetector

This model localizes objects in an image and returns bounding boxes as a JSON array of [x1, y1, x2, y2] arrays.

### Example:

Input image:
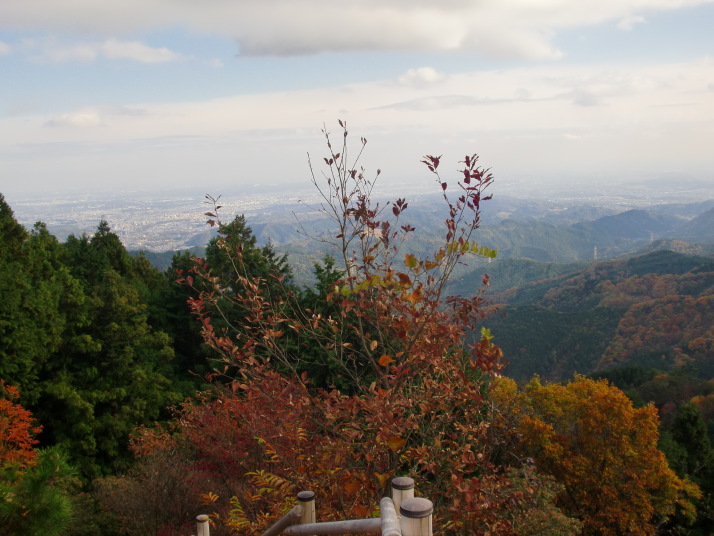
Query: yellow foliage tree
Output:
[[490, 375, 700, 536]]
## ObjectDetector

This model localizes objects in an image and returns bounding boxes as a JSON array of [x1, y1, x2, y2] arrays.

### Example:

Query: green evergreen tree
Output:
[[295, 255, 373, 391], [30, 221, 183, 477], [199, 214, 296, 379], [662, 403, 714, 536], [39, 269, 178, 476], [0, 195, 34, 389], [672, 403, 713, 478], [205, 214, 293, 299], [0, 193, 28, 258], [0, 200, 183, 479], [158, 250, 214, 388], [0, 200, 83, 407], [0, 446, 78, 536], [66, 220, 134, 283]]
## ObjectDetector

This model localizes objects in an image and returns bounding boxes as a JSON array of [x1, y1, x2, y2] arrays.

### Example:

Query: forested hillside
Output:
[[2, 130, 714, 536], [476, 242, 714, 536], [483, 249, 714, 382]]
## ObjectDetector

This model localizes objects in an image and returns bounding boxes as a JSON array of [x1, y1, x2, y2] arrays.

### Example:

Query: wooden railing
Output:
[[193, 477, 433, 536]]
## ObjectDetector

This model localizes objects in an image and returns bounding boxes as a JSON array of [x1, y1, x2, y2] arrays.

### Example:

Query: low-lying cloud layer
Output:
[[20, 37, 187, 64], [3, 58, 711, 191], [2, 0, 712, 58]]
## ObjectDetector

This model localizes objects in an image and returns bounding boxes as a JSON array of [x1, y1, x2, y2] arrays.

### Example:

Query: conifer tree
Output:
[[671, 403, 712, 478], [1, 384, 77, 536], [43, 221, 181, 476], [0, 446, 78, 536]]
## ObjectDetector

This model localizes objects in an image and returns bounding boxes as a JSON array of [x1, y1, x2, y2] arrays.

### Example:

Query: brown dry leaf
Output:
[[379, 354, 394, 367], [344, 479, 362, 495], [352, 504, 370, 518], [387, 436, 406, 451], [375, 472, 392, 489]]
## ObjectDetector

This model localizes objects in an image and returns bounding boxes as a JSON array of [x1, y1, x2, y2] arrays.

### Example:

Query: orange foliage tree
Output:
[[0, 380, 41, 469], [490, 375, 700, 536], [1, 382, 78, 536]]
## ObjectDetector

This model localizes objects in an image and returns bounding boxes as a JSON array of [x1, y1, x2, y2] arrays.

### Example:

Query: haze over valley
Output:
[[7, 170, 714, 254]]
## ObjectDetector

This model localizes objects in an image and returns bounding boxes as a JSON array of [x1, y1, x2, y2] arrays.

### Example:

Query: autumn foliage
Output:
[[102, 122, 695, 536], [0, 380, 41, 469], [490, 375, 700, 536], [164, 122, 531, 535], [0, 382, 79, 536], [113, 123, 538, 534]]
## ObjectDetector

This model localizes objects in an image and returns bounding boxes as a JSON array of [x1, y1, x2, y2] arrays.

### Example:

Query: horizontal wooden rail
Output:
[[262, 505, 304, 536], [283, 517, 381, 535], [258, 479, 430, 536]]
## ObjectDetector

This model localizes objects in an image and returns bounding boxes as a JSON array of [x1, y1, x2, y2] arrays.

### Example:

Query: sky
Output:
[[1, 0, 713, 197]]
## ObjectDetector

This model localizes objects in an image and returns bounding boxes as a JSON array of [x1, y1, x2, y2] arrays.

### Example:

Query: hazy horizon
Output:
[[4, 169, 714, 254]]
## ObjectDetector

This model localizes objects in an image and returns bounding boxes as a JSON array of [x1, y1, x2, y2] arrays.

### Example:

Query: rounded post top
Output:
[[400, 497, 433, 519], [297, 490, 316, 502], [196, 514, 210, 522], [391, 476, 415, 490]]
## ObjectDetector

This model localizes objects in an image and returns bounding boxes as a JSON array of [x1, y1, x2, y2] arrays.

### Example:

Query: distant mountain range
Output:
[[126, 194, 714, 384], [133, 195, 714, 291]]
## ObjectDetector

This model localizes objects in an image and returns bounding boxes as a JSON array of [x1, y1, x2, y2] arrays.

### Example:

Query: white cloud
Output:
[[569, 89, 602, 107], [45, 108, 105, 127], [6, 59, 708, 161], [2, 0, 712, 59], [43, 105, 146, 127], [0, 41, 10, 55], [617, 15, 647, 30], [100, 38, 186, 63], [379, 95, 486, 111], [21, 37, 185, 63], [21, 38, 97, 62], [396, 67, 447, 88]]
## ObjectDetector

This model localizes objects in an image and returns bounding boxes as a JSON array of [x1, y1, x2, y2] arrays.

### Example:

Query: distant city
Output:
[[5, 185, 312, 252], [5, 172, 714, 253]]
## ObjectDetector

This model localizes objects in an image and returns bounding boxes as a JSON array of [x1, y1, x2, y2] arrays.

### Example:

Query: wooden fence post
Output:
[[196, 514, 210, 536], [297, 490, 316, 535], [391, 477, 414, 518], [399, 498, 432, 536]]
